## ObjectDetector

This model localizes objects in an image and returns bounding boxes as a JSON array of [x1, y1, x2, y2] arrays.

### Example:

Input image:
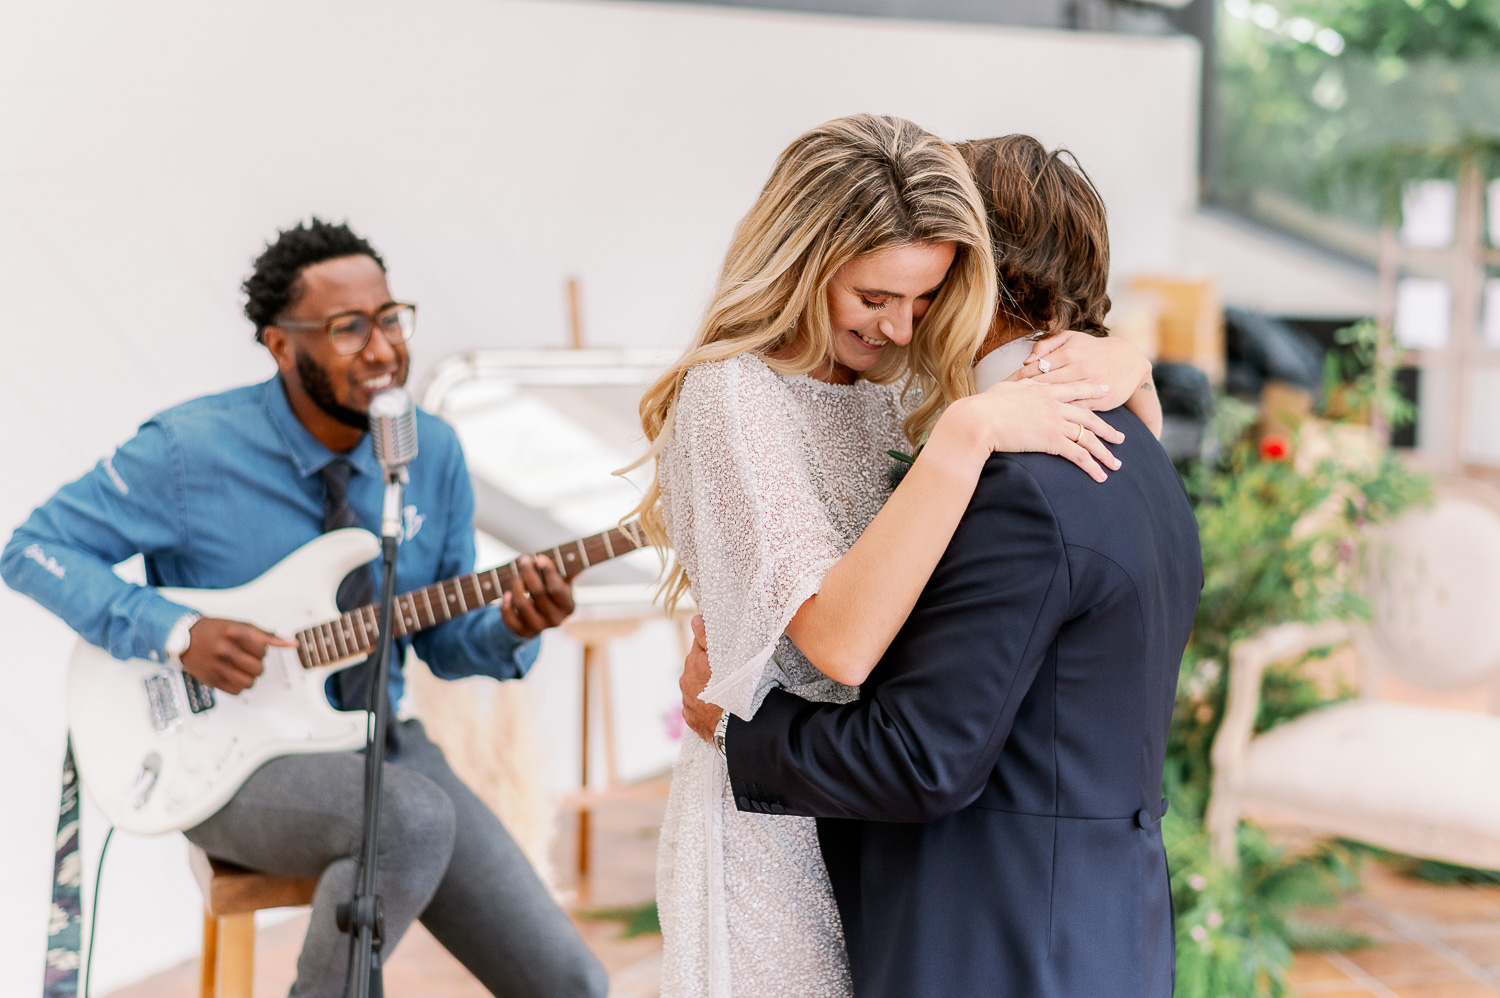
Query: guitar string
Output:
[[296, 524, 644, 667]]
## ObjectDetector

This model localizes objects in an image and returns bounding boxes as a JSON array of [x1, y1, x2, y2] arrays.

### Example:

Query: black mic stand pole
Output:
[[339, 467, 407, 998]]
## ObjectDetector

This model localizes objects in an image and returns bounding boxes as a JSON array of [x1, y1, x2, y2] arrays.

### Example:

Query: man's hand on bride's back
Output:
[[680, 614, 722, 744]]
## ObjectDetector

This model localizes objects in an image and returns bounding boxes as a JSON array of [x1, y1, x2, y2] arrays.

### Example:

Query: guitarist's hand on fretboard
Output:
[[182, 618, 297, 695], [498, 554, 577, 639]]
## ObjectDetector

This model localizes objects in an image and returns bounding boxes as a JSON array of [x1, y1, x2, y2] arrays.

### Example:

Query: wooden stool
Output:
[[188, 843, 317, 998], [562, 607, 696, 878], [563, 615, 644, 878]]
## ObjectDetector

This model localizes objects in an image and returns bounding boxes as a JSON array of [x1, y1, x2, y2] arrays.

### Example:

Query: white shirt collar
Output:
[[973, 337, 1038, 392]]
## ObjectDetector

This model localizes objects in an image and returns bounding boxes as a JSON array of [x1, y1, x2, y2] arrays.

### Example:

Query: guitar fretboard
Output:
[[296, 521, 646, 669]]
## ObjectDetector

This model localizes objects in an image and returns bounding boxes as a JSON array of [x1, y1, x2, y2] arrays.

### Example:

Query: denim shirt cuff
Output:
[[135, 594, 200, 665], [499, 624, 542, 678], [476, 606, 542, 678], [425, 607, 542, 682]]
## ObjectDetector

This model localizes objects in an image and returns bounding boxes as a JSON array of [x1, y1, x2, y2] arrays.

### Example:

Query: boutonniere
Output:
[[884, 434, 929, 489]]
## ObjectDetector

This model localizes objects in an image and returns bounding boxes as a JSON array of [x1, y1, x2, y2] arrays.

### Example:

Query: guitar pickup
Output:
[[182, 673, 217, 713], [144, 671, 183, 732]]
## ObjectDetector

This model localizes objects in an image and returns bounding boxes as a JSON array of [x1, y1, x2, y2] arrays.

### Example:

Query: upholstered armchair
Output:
[[1207, 480, 1500, 870]]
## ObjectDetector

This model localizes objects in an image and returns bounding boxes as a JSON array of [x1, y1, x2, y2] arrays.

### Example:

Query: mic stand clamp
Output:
[[343, 467, 407, 998]]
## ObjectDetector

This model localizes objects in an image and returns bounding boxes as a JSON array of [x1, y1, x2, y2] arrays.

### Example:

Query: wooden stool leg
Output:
[[216, 912, 256, 998], [599, 644, 618, 790], [578, 642, 596, 878], [200, 913, 218, 998]]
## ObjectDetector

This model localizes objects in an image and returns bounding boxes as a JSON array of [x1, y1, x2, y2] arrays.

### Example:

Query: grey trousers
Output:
[[184, 719, 607, 998]]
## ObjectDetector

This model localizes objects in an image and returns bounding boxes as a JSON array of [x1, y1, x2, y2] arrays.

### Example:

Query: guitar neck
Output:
[[296, 521, 647, 669]]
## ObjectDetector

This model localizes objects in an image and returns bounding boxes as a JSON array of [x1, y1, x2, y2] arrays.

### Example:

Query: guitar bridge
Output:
[[144, 670, 183, 732]]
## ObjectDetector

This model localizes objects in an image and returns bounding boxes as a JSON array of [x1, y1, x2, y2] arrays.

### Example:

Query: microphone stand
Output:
[[338, 467, 406, 998]]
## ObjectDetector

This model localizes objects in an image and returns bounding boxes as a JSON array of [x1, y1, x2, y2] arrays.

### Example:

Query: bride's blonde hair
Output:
[[630, 114, 997, 608]]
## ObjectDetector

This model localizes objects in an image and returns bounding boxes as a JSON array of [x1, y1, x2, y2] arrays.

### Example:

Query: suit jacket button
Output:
[[770, 803, 787, 815], [1135, 808, 1153, 829], [737, 796, 751, 810]]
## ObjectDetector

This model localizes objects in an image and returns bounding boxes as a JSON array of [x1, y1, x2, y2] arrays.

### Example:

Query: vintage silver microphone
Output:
[[369, 387, 418, 540], [342, 385, 419, 997]]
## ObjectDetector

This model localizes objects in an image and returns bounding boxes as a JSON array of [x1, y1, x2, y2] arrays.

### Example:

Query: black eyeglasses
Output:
[[275, 303, 417, 355]]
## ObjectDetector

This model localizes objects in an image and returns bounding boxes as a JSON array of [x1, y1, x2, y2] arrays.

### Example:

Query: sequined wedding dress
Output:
[[655, 352, 908, 998]]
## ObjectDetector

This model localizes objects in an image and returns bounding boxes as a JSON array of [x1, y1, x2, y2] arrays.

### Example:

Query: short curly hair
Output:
[[243, 218, 386, 343], [955, 135, 1110, 341]]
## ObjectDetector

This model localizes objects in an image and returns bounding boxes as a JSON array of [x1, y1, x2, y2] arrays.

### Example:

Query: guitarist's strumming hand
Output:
[[499, 554, 576, 639], [182, 618, 297, 695]]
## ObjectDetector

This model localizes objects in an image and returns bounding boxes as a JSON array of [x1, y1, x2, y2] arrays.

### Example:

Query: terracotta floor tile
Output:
[[1388, 980, 1500, 997], [1299, 902, 1405, 944], [1381, 889, 1500, 929], [1291, 951, 1362, 985], [1447, 935, 1500, 972], [1345, 940, 1469, 980], [1362, 866, 1500, 919], [1362, 865, 1411, 891]]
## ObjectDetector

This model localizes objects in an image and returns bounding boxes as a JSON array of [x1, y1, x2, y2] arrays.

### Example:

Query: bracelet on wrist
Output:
[[713, 711, 730, 758]]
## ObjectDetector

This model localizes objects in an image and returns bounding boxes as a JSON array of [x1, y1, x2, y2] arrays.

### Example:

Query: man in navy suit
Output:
[[680, 136, 1202, 997]]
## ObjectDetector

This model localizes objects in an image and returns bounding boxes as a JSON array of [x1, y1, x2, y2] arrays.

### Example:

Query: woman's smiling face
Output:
[[823, 241, 956, 382]]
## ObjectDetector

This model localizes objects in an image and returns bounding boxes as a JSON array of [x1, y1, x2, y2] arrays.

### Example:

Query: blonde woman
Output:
[[639, 115, 1151, 997]]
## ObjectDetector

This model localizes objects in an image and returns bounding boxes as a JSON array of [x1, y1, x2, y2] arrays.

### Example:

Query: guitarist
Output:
[[1, 219, 609, 998]]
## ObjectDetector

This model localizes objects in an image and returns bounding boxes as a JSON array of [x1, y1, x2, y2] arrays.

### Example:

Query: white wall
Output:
[[0, 1, 1200, 991]]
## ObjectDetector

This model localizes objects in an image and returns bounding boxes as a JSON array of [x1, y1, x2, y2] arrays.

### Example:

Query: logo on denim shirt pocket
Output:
[[402, 506, 425, 543]]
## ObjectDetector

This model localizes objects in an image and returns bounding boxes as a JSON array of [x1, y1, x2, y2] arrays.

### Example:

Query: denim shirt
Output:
[[1, 376, 538, 708]]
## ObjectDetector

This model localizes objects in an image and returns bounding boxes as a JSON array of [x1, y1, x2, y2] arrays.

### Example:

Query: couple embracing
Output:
[[634, 115, 1202, 997]]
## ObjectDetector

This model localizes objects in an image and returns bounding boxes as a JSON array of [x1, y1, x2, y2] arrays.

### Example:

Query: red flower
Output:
[[1260, 435, 1290, 461]]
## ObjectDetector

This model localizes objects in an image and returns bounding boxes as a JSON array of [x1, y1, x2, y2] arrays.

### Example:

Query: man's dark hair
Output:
[[955, 135, 1111, 342], [243, 218, 386, 343]]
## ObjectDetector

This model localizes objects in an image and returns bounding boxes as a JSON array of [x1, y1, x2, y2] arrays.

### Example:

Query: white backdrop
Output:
[[0, 0, 1200, 991]]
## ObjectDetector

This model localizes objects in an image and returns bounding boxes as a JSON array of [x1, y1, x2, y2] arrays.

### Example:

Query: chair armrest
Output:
[[1206, 620, 1351, 865], [1211, 620, 1353, 780]]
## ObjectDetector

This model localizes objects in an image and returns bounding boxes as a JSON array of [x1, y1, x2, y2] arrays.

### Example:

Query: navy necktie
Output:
[[320, 460, 377, 709]]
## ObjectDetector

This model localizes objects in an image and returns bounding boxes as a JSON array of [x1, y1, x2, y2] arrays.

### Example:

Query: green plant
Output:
[[1168, 814, 1367, 997], [577, 899, 661, 939], [1166, 320, 1431, 996], [1320, 319, 1415, 428], [1298, 0, 1500, 61], [1213, 0, 1500, 233]]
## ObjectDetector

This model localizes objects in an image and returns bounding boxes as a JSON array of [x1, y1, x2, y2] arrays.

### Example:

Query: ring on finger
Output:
[[1037, 358, 1052, 374], [1070, 422, 1083, 442]]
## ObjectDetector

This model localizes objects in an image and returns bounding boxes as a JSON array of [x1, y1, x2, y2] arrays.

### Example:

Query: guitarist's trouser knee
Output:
[[183, 749, 458, 998]]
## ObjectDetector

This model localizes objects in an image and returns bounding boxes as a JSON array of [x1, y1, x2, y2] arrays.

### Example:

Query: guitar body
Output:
[[67, 529, 378, 835], [64, 518, 642, 835]]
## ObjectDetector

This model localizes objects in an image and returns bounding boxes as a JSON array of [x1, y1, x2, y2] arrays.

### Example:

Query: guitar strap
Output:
[[42, 736, 82, 997]]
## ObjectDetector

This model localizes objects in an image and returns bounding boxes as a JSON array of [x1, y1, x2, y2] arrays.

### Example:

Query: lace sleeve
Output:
[[660, 356, 845, 720]]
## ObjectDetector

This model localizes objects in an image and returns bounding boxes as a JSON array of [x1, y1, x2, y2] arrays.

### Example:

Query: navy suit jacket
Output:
[[726, 408, 1202, 998]]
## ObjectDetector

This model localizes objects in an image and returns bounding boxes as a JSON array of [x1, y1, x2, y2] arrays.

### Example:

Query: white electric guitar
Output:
[[67, 521, 646, 835]]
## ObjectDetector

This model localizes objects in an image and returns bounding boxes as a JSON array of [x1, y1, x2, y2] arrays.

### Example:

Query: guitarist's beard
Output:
[[296, 350, 373, 432]]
